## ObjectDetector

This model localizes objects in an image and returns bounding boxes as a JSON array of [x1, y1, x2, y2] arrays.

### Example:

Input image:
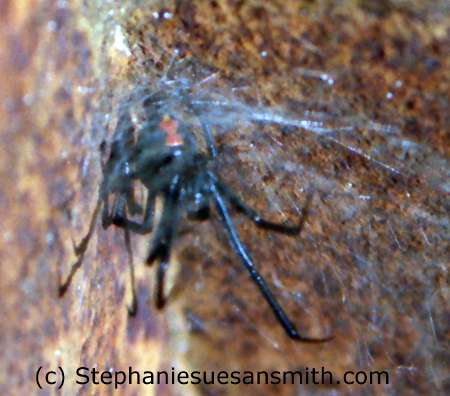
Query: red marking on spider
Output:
[[159, 116, 183, 147]]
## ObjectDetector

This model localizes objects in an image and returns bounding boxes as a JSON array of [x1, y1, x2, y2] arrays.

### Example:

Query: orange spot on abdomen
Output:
[[159, 116, 183, 146]]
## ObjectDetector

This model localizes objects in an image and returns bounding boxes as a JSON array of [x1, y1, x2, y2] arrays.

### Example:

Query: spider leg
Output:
[[123, 226, 138, 316], [154, 251, 170, 309], [101, 191, 117, 229], [213, 175, 312, 235], [112, 191, 156, 235], [126, 189, 144, 216], [105, 193, 140, 315], [198, 115, 217, 159], [210, 180, 331, 342], [95, 189, 143, 315], [59, 197, 102, 297], [188, 101, 217, 158], [146, 178, 181, 309]]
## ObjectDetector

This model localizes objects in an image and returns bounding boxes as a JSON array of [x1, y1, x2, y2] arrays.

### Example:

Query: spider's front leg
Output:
[[145, 178, 182, 309]]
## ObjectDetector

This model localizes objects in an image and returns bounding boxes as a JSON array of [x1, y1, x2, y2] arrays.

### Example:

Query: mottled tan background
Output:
[[1, 1, 449, 395]]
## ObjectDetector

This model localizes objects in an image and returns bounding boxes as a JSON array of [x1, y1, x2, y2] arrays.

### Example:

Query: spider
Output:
[[59, 93, 332, 342]]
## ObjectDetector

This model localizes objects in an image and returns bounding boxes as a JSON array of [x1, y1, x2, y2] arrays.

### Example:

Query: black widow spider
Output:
[[59, 92, 332, 342]]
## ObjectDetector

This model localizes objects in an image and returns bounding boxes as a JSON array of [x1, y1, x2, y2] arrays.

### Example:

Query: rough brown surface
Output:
[[1, 1, 449, 396]]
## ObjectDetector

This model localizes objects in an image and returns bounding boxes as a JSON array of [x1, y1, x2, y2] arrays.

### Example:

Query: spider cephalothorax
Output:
[[60, 95, 332, 342]]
